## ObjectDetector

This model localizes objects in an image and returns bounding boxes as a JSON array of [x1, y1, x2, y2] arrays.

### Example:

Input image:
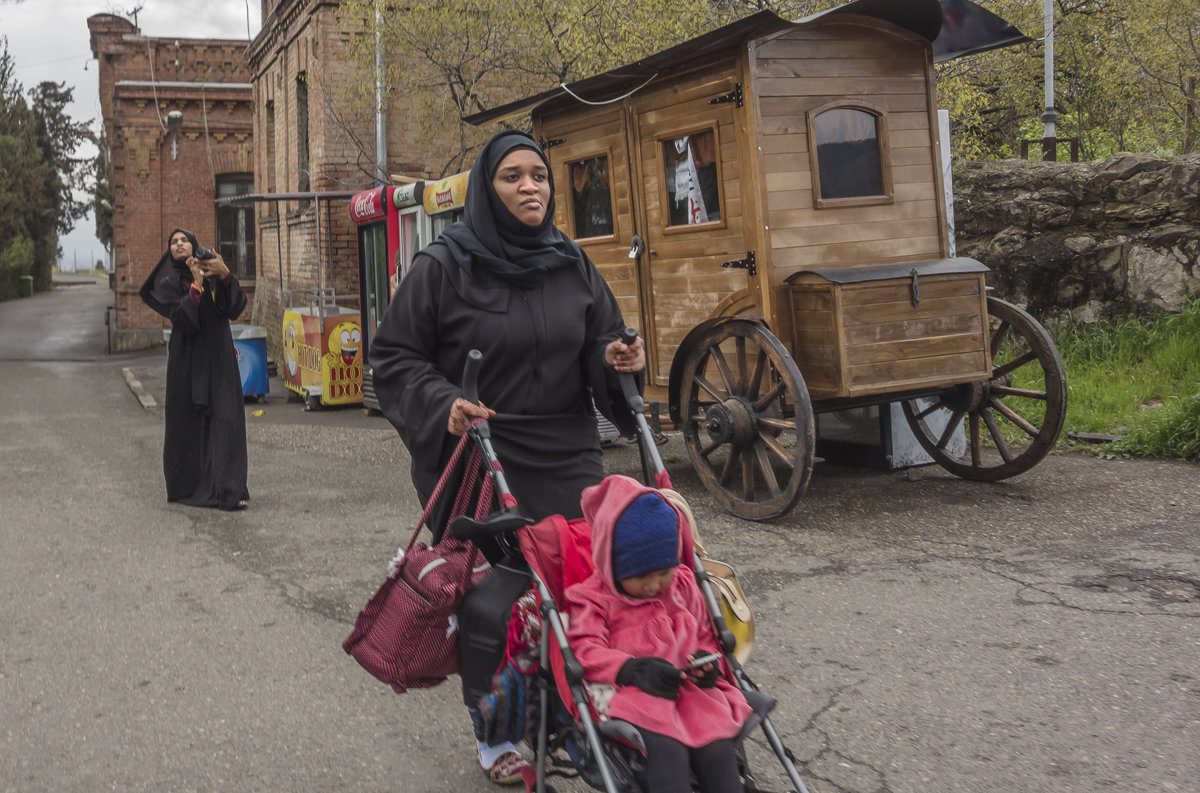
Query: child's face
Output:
[[617, 566, 677, 599]]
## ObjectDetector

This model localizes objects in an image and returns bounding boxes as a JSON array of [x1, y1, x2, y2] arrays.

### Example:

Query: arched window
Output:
[[807, 102, 892, 208]]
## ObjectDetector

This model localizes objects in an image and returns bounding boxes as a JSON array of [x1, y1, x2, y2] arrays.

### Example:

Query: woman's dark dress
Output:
[[152, 267, 250, 510]]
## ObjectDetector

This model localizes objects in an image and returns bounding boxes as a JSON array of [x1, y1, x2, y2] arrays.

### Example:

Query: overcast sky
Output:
[[1, 0, 263, 270]]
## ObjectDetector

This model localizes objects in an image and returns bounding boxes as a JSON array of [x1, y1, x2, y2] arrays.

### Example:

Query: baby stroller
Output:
[[450, 339, 812, 793]]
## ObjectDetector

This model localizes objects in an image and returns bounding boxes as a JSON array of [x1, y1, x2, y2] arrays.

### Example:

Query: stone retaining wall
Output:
[[953, 153, 1200, 322]]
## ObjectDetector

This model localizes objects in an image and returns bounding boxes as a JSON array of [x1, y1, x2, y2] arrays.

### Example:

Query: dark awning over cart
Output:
[[464, 0, 1028, 126]]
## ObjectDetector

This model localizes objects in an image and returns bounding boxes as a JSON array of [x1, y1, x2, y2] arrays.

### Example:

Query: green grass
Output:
[[1046, 300, 1200, 460]]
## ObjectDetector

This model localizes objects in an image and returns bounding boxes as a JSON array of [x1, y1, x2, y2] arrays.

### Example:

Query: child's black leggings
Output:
[[638, 730, 743, 793]]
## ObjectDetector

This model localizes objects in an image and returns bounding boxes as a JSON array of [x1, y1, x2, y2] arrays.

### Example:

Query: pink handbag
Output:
[[343, 436, 493, 694]]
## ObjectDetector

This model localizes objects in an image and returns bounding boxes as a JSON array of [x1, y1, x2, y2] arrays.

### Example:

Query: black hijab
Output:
[[437, 130, 582, 289], [139, 228, 213, 319], [139, 228, 225, 411]]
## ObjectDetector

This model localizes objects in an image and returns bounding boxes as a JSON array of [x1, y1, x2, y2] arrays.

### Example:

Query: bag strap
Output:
[[658, 488, 707, 558], [402, 431, 479, 552]]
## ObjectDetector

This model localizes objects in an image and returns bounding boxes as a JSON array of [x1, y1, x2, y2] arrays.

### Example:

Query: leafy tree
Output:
[[340, 0, 836, 175], [339, 0, 1195, 169], [0, 37, 94, 295], [936, 0, 1198, 160], [94, 130, 113, 255], [29, 80, 93, 235]]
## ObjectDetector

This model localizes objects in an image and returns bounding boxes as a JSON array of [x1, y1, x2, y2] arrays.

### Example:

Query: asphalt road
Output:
[[1, 278, 1197, 793]]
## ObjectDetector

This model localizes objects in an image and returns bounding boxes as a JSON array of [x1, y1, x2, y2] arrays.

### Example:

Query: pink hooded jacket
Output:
[[564, 475, 752, 747]]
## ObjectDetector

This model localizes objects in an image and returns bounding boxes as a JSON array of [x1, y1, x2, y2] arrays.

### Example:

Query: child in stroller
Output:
[[564, 474, 750, 793], [454, 346, 809, 793]]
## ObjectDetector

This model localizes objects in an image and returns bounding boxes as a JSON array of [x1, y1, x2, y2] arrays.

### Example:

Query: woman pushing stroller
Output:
[[566, 474, 752, 793], [369, 128, 645, 784]]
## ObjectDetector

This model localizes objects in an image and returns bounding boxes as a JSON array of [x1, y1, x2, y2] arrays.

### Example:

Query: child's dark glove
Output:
[[616, 657, 683, 700]]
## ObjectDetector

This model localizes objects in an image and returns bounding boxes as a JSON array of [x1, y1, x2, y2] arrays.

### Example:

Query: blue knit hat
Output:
[[612, 493, 679, 580]]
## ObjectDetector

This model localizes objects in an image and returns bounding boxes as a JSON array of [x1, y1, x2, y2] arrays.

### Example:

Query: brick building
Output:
[[88, 14, 255, 352], [247, 0, 466, 362]]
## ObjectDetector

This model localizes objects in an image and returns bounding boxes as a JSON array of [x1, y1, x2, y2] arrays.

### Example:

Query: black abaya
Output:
[[368, 131, 636, 522], [141, 233, 249, 511], [369, 246, 630, 521]]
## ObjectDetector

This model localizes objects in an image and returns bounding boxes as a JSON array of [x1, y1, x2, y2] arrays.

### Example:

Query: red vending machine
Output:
[[350, 174, 468, 411]]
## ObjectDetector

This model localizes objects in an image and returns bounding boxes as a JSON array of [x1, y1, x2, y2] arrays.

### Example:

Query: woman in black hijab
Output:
[[140, 229, 249, 511], [371, 130, 644, 521], [369, 130, 644, 784]]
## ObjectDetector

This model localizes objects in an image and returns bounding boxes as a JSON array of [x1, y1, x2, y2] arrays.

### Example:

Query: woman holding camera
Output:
[[140, 228, 249, 511]]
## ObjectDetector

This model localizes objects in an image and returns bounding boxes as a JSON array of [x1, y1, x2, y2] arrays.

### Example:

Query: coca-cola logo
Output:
[[351, 189, 383, 222]]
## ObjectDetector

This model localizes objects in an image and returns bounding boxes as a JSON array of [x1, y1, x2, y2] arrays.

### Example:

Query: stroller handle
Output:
[[618, 328, 644, 415], [463, 349, 483, 406], [616, 327, 671, 489]]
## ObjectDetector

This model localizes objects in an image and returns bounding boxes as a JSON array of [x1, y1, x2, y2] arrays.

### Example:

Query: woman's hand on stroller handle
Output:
[[449, 349, 495, 435], [448, 397, 494, 436], [605, 328, 644, 374]]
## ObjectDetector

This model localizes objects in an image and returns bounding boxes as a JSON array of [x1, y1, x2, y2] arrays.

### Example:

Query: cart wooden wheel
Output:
[[902, 296, 1067, 481], [678, 320, 815, 520]]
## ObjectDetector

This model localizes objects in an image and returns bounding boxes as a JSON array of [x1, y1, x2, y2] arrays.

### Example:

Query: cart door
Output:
[[630, 75, 753, 386], [544, 106, 644, 360]]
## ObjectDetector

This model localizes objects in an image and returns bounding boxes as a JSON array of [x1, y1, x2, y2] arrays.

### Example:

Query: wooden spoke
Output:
[[754, 379, 786, 412], [993, 349, 1038, 380], [747, 348, 769, 401], [936, 407, 966, 450], [739, 449, 754, 500], [751, 441, 782, 498], [969, 412, 982, 467], [693, 372, 727, 402], [989, 319, 1012, 357], [710, 346, 736, 396], [912, 397, 948, 421], [758, 431, 797, 468], [734, 336, 749, 395], [981, 407, 1015, 463], [719, 444, 742, 485], [758, 416, 795, 432], [990, 397, 1040, 439], [990, 384, 1047, 400]]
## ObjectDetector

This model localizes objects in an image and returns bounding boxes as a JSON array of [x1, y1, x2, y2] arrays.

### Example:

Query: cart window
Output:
[[567, 155, 614, 238], [661, 130, 721, 226], [810, 106, 889, 203]]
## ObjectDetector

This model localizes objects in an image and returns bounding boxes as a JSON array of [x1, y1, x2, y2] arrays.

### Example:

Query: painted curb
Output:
[[122, 367, 158, 410]]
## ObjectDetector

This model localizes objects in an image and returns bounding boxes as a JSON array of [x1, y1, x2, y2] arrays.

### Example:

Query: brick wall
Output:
[[89, 14, 255, 351], [247, 0, 468, 361]]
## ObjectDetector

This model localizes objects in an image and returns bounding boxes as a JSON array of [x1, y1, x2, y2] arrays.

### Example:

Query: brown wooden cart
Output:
[[468, 0, 1065, 520]]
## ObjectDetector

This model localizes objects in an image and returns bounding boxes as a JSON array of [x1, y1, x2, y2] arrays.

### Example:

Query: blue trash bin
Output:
[[230, 324, 270, 399]]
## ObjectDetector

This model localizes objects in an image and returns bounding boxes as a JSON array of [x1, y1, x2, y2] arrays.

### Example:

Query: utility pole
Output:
[[1041, 0, 1059, 162], [373, 0, 388, 186], [1186, 77, 1196, 155]]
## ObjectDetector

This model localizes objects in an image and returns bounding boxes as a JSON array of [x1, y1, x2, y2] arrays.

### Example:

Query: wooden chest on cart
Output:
[[786, 259, 991, 400]]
